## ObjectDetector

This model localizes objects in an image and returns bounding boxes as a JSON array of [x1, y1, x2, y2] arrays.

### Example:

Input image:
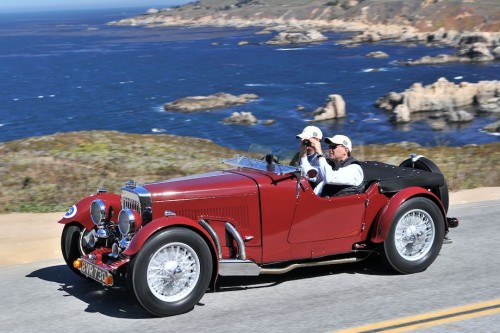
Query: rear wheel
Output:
[[383, 197, 444, 274], [129, 228, 213, 317], [399, 156, 449, 212], [61, 223, 96, 276]]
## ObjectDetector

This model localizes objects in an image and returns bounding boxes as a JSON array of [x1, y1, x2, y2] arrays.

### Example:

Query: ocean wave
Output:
[[305, 82, 328, 85], [276, 48, 305, 51], [361, 68, 389, 73], [245, 83, 275, 87], [151, 128, 166, 133]]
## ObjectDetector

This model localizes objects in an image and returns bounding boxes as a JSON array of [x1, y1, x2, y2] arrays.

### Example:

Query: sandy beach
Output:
[[1, 187, 499, 267]]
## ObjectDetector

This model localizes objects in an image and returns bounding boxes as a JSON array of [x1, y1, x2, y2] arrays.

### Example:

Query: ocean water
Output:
[[0, 7, 499, 151]]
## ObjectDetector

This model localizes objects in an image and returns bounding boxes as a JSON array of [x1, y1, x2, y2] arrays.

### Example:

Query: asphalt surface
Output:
[[1, 200, 499, 333]]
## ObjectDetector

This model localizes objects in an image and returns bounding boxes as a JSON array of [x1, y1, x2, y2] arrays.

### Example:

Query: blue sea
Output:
[[0, 7, 499, 151]]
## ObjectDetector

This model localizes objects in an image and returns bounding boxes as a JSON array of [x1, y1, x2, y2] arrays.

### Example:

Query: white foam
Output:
[[276, 48, 305, 51], [151, 128, 166, 133], [454, 76, 464, 80], [305, 82, 328, 85], [245, 83, 274, 87]]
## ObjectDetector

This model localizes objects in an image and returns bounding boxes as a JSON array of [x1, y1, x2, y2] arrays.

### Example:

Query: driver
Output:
[[309, 134, 364, 196]]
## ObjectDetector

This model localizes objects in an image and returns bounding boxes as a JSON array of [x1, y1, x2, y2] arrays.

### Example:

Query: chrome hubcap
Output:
[[147, 242, 200, 302], [395, 209, 435, 261]]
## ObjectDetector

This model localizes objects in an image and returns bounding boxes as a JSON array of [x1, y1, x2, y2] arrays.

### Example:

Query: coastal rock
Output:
[[483, 120, 500, 134], [391, 104, 411, 123], [222, 112, 258, 125], [164, 93, 258, 112], [265, 30, 328, 45], [366, 51, 389, 58], [457, 43, 495, 62], [445, 110, 474, 123], [399, 54, 460, 65], [493, 46, 500, 60], [145, 8, 160, 15], [376, 78, 500, 114], [478, 98, 500, 113], [311, 94, 346, 121]]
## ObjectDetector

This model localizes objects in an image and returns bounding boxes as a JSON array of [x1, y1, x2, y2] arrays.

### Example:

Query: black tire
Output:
[[383, 197, 444, 274], [399, 156, 449, 213], [61, 223, 96, 277], [129, 228, 213, 317]]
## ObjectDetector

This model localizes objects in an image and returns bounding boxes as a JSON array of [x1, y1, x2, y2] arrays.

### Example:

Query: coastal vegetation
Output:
[[0, 131, 498, 213]]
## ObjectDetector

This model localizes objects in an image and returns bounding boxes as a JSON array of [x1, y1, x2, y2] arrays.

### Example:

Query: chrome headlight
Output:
[[118, 208, 136, 235], [90, 199, 106, 225]]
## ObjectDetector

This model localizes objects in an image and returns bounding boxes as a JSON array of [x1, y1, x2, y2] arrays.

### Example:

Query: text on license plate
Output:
[[79, 260, 113, 286]]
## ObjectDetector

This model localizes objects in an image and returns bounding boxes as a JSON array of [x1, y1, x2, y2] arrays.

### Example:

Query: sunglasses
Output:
[[328, 144, 342, 150]]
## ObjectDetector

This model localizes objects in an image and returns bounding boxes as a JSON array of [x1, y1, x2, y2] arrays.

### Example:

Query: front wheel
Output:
[[383, 197, 444, 274], [129, 228, 213, 317], [61, 223, 97, 276]]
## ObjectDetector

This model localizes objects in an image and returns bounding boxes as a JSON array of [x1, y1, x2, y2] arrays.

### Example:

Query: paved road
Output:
[[1, 200, 499, 333]]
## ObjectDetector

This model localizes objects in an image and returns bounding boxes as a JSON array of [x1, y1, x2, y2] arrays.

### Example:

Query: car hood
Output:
[[143, 170, 261, 202]]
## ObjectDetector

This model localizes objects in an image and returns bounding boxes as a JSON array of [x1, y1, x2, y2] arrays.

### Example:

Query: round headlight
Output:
[[118, 208, 135, 235], [90, 199, 106, 225]]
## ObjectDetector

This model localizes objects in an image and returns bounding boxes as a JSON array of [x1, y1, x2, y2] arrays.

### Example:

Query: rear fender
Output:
[[371, 187, 446, 243], [58, 193, 121, 231]]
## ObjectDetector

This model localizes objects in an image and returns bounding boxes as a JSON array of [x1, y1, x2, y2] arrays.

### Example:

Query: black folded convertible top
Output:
[[360, 161, 445, 193]]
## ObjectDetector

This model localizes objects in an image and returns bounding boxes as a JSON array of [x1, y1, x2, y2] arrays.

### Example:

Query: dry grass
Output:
[[0, 131, 498, 213]]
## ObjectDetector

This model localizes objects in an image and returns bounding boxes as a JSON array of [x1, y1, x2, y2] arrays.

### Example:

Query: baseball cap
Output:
[[324, 134, 353, 152], [296, 126, 323, 140]]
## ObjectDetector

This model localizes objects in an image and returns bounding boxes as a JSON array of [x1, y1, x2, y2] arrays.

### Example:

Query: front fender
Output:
[[123, 216, 217, 257], [58, 193, 121, 230], [371, 187, 445, 243]]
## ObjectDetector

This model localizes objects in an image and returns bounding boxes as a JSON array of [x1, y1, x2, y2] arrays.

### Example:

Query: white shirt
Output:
[[312, 157, 364, 195], [317, 157, 364, 186]]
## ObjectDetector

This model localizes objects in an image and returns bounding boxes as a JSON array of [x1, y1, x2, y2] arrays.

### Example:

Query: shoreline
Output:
[[1, 187, 499, 268]]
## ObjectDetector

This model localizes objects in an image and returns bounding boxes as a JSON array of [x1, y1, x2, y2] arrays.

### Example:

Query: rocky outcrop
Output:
[[222, 112, 275, 125], [223, 111, 258, 125], [400, 42, 496, 65], [265, 30, 327, 45], [164, 93, 258, 112], [366, 51, 389, 58], [377, 78, 500, 123], [311, 94, 346, 121], [483, 120, 500, 134]]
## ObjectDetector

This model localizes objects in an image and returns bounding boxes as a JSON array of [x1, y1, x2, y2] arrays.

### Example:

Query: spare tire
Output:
[[399, 156, 449, 213]]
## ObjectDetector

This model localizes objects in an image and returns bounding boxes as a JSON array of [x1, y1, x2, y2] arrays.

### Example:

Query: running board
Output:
[[218, 257, 365, 276]]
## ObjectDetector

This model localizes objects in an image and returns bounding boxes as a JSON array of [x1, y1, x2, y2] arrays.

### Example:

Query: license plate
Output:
[[79, 259, 113, 286]]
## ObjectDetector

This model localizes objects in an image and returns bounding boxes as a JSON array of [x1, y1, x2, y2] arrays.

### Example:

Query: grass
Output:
[[0, 131, 498, 213]]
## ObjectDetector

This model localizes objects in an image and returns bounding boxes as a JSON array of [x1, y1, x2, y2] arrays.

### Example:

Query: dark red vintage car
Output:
[[59, 150, 458, 316]]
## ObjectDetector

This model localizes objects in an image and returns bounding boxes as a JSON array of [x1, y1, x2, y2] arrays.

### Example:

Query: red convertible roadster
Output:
[[59, 149, 458, 316]]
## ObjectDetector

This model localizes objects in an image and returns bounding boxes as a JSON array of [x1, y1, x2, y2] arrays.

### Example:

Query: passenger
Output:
[[293, 126, 323, 186], [309, 134, 364, 196]]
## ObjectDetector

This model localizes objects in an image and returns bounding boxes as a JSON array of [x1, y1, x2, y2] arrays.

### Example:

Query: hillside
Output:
[[111, 0, 500, 32]]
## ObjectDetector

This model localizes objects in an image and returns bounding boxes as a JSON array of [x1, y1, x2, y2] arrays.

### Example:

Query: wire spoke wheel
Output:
[[147, 242, 201, 302], [130, 228, 213, 317], [383, 197, 444, 274], [394, 209, 435, 261]]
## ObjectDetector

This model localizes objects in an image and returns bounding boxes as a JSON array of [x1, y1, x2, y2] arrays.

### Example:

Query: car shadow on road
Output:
[[26, 265, 152, 319], [25, 255, 395, 319]]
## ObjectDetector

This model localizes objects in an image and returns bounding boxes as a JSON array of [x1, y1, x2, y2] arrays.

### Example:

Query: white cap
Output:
[[324, 135, 353, 152], [296, 126, 323, 140]]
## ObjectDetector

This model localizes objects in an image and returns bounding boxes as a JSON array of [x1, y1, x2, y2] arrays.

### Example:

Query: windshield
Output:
[[221, 144, 300, 175]]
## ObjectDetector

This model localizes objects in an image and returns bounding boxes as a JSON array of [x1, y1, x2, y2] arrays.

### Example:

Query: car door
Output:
[[287, 190, 367, 244]]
